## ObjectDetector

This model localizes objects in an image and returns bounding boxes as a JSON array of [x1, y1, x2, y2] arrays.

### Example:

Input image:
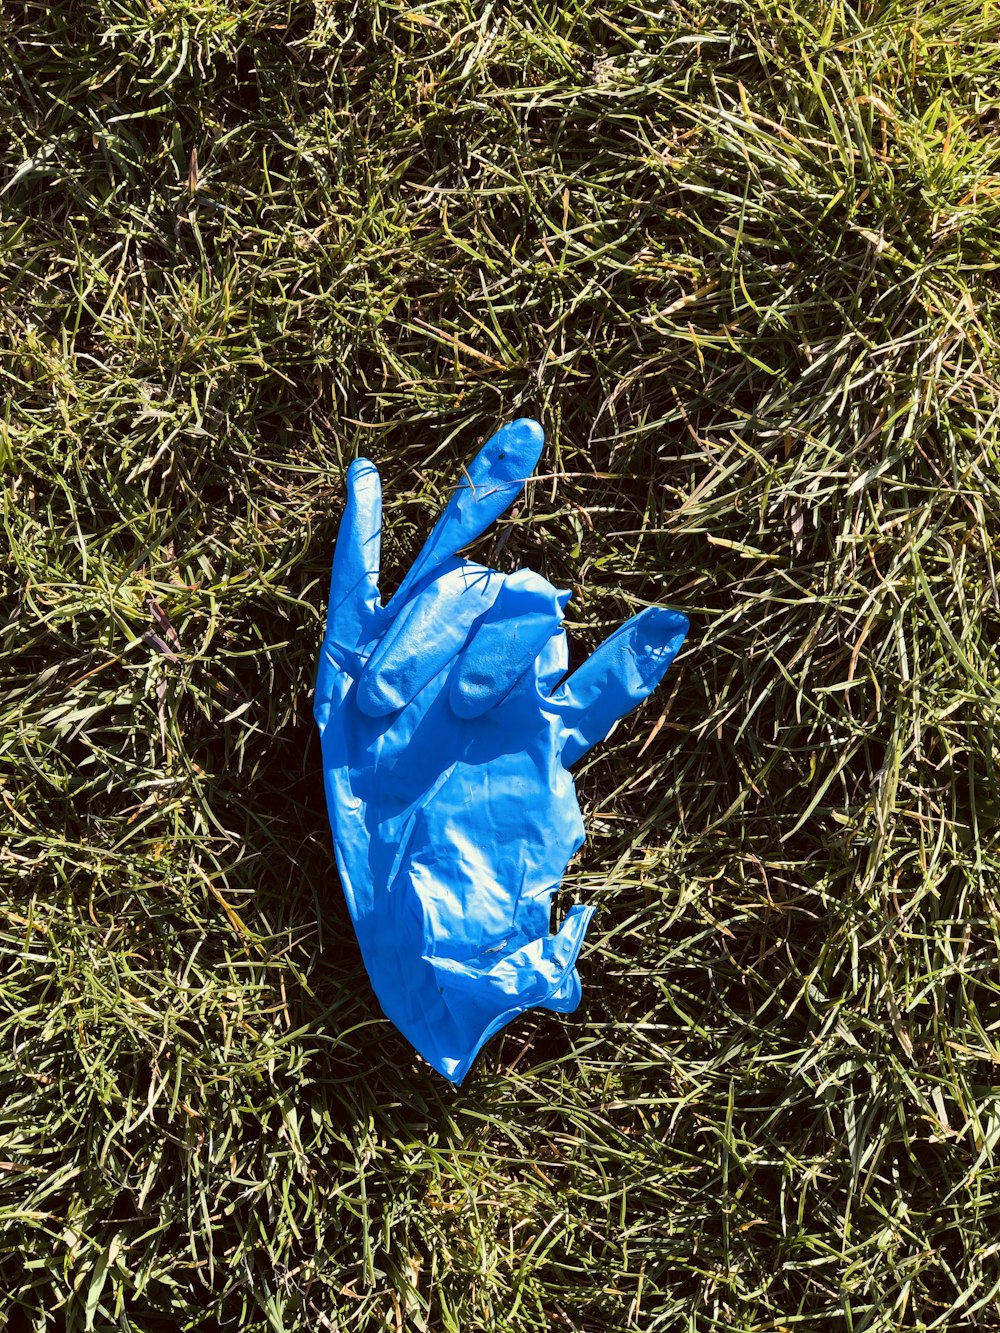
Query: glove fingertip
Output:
[[500, 416, 544, 457], [347, 455, 379, 481], [466, 416, 544, 493], [355, 672, 402, 717], [344, 457, 382, 518], [638, 607, 689, 663]]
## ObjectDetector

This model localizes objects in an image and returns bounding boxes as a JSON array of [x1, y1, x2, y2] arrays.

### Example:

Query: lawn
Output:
[[3, 1, 1000, 1329]]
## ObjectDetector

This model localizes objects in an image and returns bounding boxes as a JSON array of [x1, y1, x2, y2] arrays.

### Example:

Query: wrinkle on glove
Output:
[[315, 418, 689, 1083]]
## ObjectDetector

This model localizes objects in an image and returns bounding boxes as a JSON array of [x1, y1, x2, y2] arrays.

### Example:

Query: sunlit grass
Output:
[[3, 0, 1000, 1328]]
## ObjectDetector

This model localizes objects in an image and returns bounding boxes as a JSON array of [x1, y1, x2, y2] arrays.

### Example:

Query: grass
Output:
[[2, 0, 1000, 1328]]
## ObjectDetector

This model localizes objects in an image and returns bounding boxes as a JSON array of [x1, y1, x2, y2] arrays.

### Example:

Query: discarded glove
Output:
[[314, 418, 688, 1082]]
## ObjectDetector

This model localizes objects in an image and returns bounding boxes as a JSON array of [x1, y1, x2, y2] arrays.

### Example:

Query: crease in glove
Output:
[[315, 418, 689, 1083]]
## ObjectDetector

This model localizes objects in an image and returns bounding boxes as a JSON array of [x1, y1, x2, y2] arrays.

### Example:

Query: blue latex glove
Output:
[[314, 419, 688, 1083]]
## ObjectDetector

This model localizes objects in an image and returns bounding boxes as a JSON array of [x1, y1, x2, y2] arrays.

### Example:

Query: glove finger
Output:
[[449, 568, 570, 719], [356, 562, 502, 716], [317, 458, 382, 691], [385, 418, 544, 613], [550, 607, 689, 767]]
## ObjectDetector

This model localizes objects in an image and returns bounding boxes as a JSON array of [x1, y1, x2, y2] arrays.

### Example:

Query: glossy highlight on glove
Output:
[[314, 419, 688, 1083]]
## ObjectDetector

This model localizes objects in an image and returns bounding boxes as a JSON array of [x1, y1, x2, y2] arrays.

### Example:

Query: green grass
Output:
[[3, 0, 1000, 1328]]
